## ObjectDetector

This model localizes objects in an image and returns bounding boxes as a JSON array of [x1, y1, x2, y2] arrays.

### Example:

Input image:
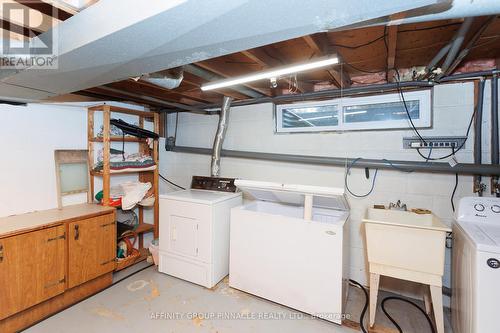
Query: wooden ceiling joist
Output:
[[241, 48, 314, 93], [302, 33, 351, 89], [13, 0, 72, 21], [386, 25, 398, 82]]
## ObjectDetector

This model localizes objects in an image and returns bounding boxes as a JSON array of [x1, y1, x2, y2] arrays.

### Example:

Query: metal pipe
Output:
[[440, 17, 474, 74], [474, 79, 486, 195], [201, 81, 434, 110], [171, 146, 500, 177], [194, 71, 500, 112], [438, 69, 500, 83], [492, 74, 500, 196], [211, 96, 232, 177], [445, 16, 496, 76], [425, 42, 452, 74]]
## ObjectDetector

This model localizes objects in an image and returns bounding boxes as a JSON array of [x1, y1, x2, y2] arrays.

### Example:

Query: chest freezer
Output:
[[229, 180, 350, 324]]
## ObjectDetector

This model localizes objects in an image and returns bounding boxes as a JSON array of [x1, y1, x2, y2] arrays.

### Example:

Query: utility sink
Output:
[[363, 208, 451, 277], [363, 208, 452, 333]]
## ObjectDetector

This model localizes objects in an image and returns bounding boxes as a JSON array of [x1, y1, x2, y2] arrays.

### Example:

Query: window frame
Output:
[[275, 89, 432, 133]]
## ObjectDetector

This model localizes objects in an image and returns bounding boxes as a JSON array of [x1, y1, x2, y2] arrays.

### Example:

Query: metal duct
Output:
[[172, 146, 500, 176], [474, 79, 486, 196], [211, 96, 232, 177], [440, 17, 474, 74], [492, 74, 500, 196], [1, 0, 441, 102], [356, 0, 500, 27], [142, 67, 184, 90]]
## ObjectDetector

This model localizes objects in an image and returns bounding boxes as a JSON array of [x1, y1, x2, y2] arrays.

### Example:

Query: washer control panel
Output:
[[457, 197, 500, 223]]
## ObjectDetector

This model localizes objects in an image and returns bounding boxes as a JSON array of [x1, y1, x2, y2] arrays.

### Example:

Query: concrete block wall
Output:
[[159, 81, 499, 300]]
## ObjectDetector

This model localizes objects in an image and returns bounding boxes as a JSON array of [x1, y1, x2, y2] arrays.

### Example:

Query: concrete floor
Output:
[[26, 266, 451, 333]]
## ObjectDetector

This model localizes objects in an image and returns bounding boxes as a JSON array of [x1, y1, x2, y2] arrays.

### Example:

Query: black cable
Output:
[[394, 69, 427, 144], [331, 33, 387, 50], [344, 62, 385, 74], [416, 100, 478, 161], [348, 279, 368, 333], [349, 279, 436, 333], [345, 158, 379, 198], [381, 297, 436, 333], [159, 173, 186, 190], [398, 22, 462, 33], [451, 173, 459, 212]]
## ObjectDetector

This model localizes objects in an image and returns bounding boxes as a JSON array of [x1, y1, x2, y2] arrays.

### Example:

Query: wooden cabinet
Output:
[[0, 225, 66, 320], [0, 204, 116, 332], [68, 215, 116, 288]]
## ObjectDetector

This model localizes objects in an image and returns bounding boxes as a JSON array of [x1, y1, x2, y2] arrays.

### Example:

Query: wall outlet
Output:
[[403, 136, 467, 149]]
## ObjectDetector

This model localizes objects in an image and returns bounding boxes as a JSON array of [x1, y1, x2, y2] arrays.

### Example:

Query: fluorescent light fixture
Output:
[[201, 56, 338, 91]]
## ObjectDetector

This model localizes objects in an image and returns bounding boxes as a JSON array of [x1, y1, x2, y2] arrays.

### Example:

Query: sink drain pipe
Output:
[[492, 74, 500, 197], [210, 96, 232, 177], [473, 79, 486, 195]]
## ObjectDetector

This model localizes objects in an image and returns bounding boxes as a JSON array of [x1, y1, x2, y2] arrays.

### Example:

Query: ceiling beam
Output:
[[302, 33, 351, 88], [96, 86, 208, 113], [127, 79, 218, 104], [241, 48, 315, 93], [13, 0, 72, 21], [0, 18, 41, 38], [195, 62, 272, 97], [386, 25, 398, 82]]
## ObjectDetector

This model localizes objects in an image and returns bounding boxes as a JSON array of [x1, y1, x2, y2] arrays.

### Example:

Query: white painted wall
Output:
[[160, 81, 500, 300], [0, 103, 88, 217]]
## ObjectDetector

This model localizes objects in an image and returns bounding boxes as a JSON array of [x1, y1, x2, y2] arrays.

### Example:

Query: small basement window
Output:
[[275, 90, 431, 133]]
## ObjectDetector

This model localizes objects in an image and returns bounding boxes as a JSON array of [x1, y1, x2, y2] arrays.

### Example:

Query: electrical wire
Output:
[[451, 173, 459, 212], [394, 69, 427, 144], [349, 279, 436, 333], [159, 173, 186, 190], [330, 33, 387, 50], [345, 158, 379, 198]]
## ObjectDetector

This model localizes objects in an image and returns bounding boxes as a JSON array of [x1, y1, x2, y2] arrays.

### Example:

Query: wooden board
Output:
[[0, 273, 112, 333], [0, 204, 115, 239]]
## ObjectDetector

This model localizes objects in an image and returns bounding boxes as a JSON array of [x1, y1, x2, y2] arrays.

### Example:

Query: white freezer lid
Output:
[[235, 179, 349, 211]]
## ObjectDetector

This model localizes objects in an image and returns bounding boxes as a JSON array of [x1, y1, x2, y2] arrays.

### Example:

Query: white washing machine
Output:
[[159, 176, 242, 288], [452, 196, 500, 333]]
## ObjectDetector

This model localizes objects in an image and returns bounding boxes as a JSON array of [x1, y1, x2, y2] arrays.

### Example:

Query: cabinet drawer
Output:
[[0, 225, 66, 320]]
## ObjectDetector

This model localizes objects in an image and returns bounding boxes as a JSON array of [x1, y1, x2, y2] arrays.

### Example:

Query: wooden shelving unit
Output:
[[87, 104, 159, 271]]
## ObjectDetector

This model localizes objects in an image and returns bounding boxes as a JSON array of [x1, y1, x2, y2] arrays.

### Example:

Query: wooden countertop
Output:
[[0, 204, 115, 238]]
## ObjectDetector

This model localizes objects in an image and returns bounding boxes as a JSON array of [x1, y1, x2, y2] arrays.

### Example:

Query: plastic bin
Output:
[[149, 239, 159, 265]]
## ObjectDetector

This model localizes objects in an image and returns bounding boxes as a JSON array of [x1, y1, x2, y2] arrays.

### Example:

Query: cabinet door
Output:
[[0, 225, 66, 320], [67, 214, 116, 289]]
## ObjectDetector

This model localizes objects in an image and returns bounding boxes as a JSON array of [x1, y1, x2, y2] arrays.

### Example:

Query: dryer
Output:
[[452, 196, 500, 333], [159, 176, 242, 288]]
